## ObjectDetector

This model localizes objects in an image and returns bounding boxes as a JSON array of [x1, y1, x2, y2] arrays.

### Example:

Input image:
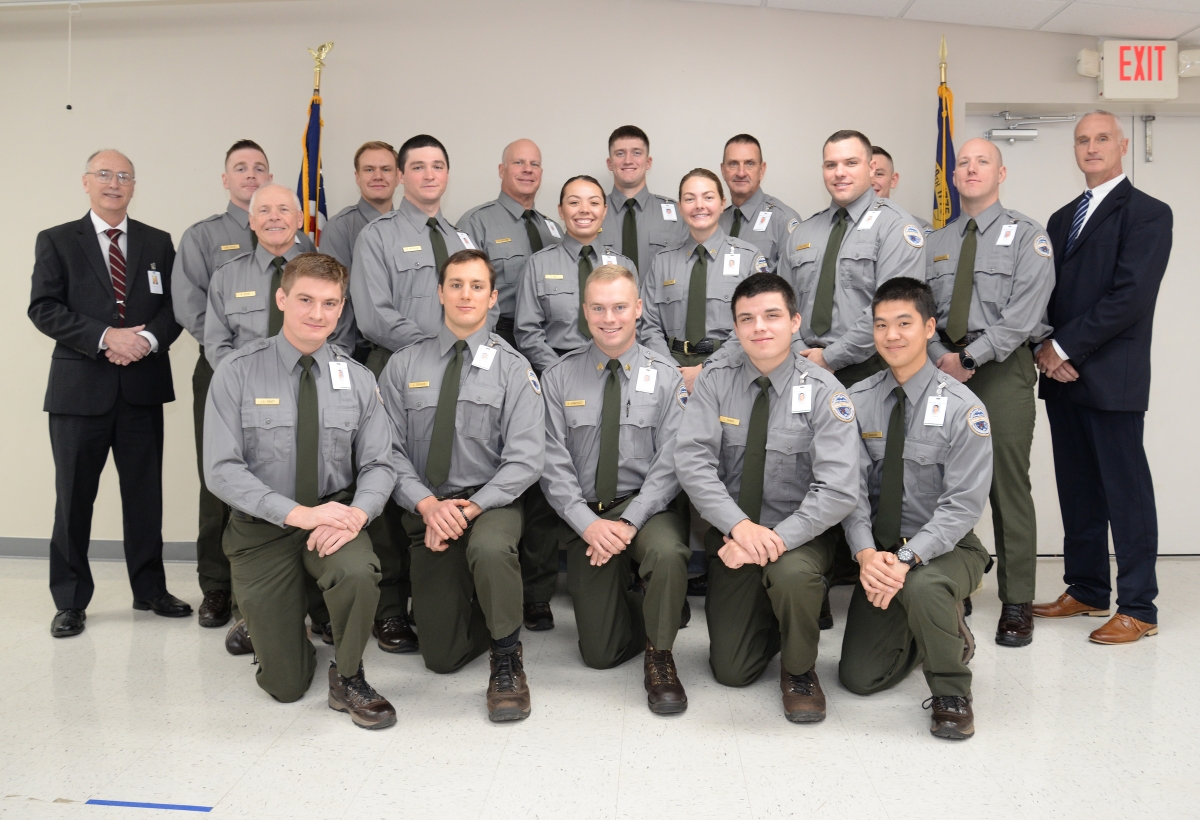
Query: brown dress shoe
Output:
[[780, 666, 826, 723], [328, 662, 396, 730], [225, 619, 253, 656], [487, 644, 531, 722], [645, 645, 687, 715], [958, 599, 975, 665], [373, 616, 418, 653], [996, 602, 1034, 647], [1032, 592, 1110, 619], [925, 694, 974, 739], [198, 590, 232, 628], [1089, 613, 1158, 645], [522, 602, 554, 631]]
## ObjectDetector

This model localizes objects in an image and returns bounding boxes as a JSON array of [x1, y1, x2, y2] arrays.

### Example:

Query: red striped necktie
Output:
[[105, 228, 126, 325]]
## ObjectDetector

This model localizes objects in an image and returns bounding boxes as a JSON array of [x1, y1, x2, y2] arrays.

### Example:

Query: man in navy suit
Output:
[[29, 149, 190, 638], [1032, 111, 1172, 644]]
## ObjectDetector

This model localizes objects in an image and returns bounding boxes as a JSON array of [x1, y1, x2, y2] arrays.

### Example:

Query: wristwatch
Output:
[[896, 546, 920, 568], [619, 518, 635, 528], [959, 350, 977, 371]]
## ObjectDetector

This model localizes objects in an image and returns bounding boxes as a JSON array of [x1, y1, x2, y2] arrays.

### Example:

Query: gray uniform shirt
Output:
[[540, 342, 684, 536], [843, 359, 993, 563], [378, 324, 544, 514], [172, 201, 315, 343], [924, 201, 1055, 366], [640, 228, 768, 359], [203, 334, 395, 527], [600, 186, 690, 274], [718, 188, 801, 273], [459, 192, 562, 320], [319, 196, 391, 355], [779, 189, 926, 370], [674, 349, 860, 549], [514, 237, 636, 373], [349, 197, 476, 353]]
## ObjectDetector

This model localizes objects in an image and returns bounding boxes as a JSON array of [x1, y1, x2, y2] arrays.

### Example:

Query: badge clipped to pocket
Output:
[[457, 231, 476, 250], [997, 223, 1018, 246], [472, 345, 497, 371], [147, 268, 163, 294], [723, 253, 741, 276], [792, 384, 812, 414], [546, 220, 561, 239], [661, 203, 678, 221], [857, 211, 881, 231], [924, 395, 947, 426], [601, 253, 618, 266], [754, 211, 772, 232], [636, 366, 657, 393], [329, 361, 352, 390]]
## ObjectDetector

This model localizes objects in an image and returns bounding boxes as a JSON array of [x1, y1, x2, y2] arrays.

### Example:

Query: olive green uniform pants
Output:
[[224, 511, 381, 703], [704, 526, 836, 687], [838, 532, 989, 698], [402, 503, 524, 674], [519, 483, 562, 604], [963, 345, 1037, 604], [365, 345, 411, 619], [563, 496, 690, 669]]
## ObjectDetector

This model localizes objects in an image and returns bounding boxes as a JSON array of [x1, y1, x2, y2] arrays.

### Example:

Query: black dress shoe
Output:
[[995, 602, 1034, 647], [311, 620, 335, 646], [373, 616, 418, 653], [132, 592, 193, 618], [225, 619, 254, 655], [687, 574, 708, 597], [523, 601, 554, 631], [198, 590, 232, 628], [819, 588, 833, 630], [51, 608, 86, 638], [963, 595, 973, 617], [680, 598, 691, 630]]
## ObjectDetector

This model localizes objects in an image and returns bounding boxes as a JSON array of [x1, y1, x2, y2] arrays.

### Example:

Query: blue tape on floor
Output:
[[86, 799, 212, 812]]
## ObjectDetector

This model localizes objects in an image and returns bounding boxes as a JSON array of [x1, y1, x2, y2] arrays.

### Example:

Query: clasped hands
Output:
[[857, 547, 913, 610], [718, 519, 788, 569], [285, 502, 369, 557], [416, 496, 483, 552], [582, 518, 637, 566], [104, 325, 150, 366], [1034, 341, 1079, 383]]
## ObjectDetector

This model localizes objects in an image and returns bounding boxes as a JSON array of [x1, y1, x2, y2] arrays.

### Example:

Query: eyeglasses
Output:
[[87, 170, 135, 185]]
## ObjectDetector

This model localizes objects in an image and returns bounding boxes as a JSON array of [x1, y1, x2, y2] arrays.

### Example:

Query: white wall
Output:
[[4, 0, 1196, 552]]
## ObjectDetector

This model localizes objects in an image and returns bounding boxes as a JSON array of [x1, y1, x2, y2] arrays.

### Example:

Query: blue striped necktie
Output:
[[1065, 190, 1093, 254]]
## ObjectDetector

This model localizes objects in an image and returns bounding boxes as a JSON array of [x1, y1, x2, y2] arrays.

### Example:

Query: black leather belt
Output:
[[670, 338, 715, 356], [495, 316, 514, 333], [436, 485, 484, 502], [586, 493, 635, 514], [938, 330, 984, 348]]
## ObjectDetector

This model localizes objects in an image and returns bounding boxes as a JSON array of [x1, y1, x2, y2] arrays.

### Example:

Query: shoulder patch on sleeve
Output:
[[787, 217, 800, 234], [676, 382, 689, 408], [830, 392, 856, 422], [527, 368, 542, 396], [903, 225, 925, 248], [967, 405, 991, 436], [753, 255, 769, 273], [1034, 236, 1052, 258]]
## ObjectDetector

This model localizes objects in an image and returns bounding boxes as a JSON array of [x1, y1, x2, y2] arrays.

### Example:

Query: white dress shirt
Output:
[[90, 210, 158, 354]]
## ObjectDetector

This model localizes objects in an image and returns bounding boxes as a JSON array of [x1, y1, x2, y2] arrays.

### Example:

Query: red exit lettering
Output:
[[1119, 44, 1168, 82]]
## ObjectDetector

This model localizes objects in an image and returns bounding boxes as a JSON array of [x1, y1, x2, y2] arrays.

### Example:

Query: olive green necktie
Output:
[[946, 218, 978, 344], [873, 385, 908, 550], [809, 207, 849, 337], [268, 256, 286, 337], [622, 200, 639, 271], [426, 217, 449, 274], [730, 208, 744, 238], [595, 359, 622, 506], [295, 355, 320, 508], [522, 210, 544, 254], [425, 339, 466, 488], [737, 376, 772, 525], [685, 243, 708, 344], [577, 245, 594, 340]]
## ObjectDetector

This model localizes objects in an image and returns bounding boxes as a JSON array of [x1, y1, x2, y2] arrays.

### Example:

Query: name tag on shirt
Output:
[[235, 291, 256, 298], [754, 211, 772, 232], [601, 253, 618, 266], [255, 398, 280, 405], [546, 220, 561, 239], [457, 231, 476, 250], [924, 396, 947, 426], [792, 384, 812, 414], [997, 223, 1018, 246], [636, 367, 657, 393], [723, 253, 741, 276], [403, 245, 422, 253], [661, 203, 677, 221], [472, 345, 497, 370], [148, 270, 163, 294], [329, 361, 351, 390], [220, 244, 240, 251], [857, 211, 881, 231]]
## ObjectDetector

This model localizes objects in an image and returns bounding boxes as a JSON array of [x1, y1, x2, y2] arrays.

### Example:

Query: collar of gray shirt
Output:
[[730, 187, 767, 222], [685, 226, 729, 260], [357, 196, 388, 222], [398, 196, 449, 234], [736, 349, 798, 397], [497, 191, 538, 222], [276, 332, 334, 380], [562, 234, 599, 262], [227, 201, 250, 230], [608, 185, 652, 213], [831, 188, 877, 226], [959, 200, 1005, 237], [879, 358, 943, 414], [254, 241, 299, 271], [586, 340, 638, 383], [437, 323, 491, 361]]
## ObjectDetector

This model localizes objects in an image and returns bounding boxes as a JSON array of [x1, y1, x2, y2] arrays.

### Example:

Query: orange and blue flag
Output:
[[297, 92, 327, 244], [933, 40, 960, 230]]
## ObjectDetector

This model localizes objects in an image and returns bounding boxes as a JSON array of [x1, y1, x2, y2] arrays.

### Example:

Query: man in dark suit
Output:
[[29, 149, 191, 638], [1032, 111, 1172, 645]]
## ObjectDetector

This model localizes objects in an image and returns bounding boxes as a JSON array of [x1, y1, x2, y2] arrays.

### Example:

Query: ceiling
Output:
[[679, 0, 1200, 44]]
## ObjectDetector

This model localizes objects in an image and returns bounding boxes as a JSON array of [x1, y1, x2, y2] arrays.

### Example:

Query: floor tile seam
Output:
[[75, 744, 156, 807]]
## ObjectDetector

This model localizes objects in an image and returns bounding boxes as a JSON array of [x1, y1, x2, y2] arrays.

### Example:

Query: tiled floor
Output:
[[1, 555, 1197, 819]]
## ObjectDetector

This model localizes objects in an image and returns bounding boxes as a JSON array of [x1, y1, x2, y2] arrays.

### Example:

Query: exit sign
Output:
[[1100, 40, 1179, 100]]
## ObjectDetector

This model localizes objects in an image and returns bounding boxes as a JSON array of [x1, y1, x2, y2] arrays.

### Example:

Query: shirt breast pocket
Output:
[[224, 294, 266, 336], [240, 406, 294, 463], [619, 406, 656, 461], [902, 439, 949, 496], [403, 386, 436, 444], [322, 407, 360, 462], [488, 242, 526, 288], [928, 258, 957, 308], [975, 256, 1015, 307], [540, 275, 580, 322], [718, 423, 748, 480], [840, 244, 878, 291], [458, 383, 505, 440], [564, 402, 599, 453], [787, 247, 819, 301], [392, 252, 436, 302], [767, 428, 815, 487]]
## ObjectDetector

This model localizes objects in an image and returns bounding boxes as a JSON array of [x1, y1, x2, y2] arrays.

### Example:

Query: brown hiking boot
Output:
[[644, 644, 687, 715], [487, 644, 531, 723], [328, 662, 397, 730], [225, 619, 253, 656], [924, 694, 974, 740], [780, 665, 826, 723]]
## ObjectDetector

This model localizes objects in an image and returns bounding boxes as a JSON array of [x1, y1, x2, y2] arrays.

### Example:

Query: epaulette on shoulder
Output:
[[652, 193, 679, 204], [329, 204, 358, 221], [847, 368, 889, 395], [213, 249, 253, 273], [227, 337, 272, 365]]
